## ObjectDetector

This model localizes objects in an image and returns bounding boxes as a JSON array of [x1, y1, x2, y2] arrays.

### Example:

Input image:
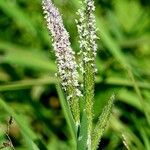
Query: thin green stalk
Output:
[[55, 83, 76, 144], [84, 61, 95, 148], [127, 69, 150, 126]]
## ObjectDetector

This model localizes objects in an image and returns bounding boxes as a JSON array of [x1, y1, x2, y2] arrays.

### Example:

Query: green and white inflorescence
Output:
[[42, 1, 114, 150], [76, 0, 98, 148], [76, 0, 97, 74], [42, 0, 82, 126]]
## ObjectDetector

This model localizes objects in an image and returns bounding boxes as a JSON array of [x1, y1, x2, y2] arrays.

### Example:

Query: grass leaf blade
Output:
[[92, 94, 115, 150]]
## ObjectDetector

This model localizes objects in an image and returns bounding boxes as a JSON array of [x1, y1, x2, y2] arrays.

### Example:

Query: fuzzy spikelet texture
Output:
[[42, 0, 82, 99], [76, 0, 97, 74], [92, 94, 115, 150], [76, 0, 98, 149]]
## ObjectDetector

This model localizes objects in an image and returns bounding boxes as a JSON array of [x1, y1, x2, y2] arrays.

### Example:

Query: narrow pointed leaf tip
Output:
[[92, 94, 115, 150]]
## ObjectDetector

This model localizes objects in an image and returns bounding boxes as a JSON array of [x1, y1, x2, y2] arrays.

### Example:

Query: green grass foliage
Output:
[[0, 0, 150, 149]]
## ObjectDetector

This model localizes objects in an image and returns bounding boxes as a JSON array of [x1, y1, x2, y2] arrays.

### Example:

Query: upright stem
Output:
[[84, 62, 95, 149], [84, 0, 97, 148], [76, 0, 97, 148]]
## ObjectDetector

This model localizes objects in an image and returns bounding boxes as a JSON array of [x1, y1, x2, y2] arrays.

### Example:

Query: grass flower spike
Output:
[[42, 0, 82, 126], [42, 0, 114, 149], [76, 0, 98, 148], [0, 0, 148, 150], [76, 0, 97, 63]]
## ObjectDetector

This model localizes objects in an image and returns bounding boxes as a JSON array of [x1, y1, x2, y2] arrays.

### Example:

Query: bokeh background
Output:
[[0, 0, 150, 149]]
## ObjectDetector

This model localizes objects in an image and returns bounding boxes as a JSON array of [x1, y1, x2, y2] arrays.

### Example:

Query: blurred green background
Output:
[[0, 0, 150, 149]]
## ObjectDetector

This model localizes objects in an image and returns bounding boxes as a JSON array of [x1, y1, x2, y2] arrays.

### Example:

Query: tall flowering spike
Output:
[[76, 0, 97, 149], [42, 0, 82, 126]]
